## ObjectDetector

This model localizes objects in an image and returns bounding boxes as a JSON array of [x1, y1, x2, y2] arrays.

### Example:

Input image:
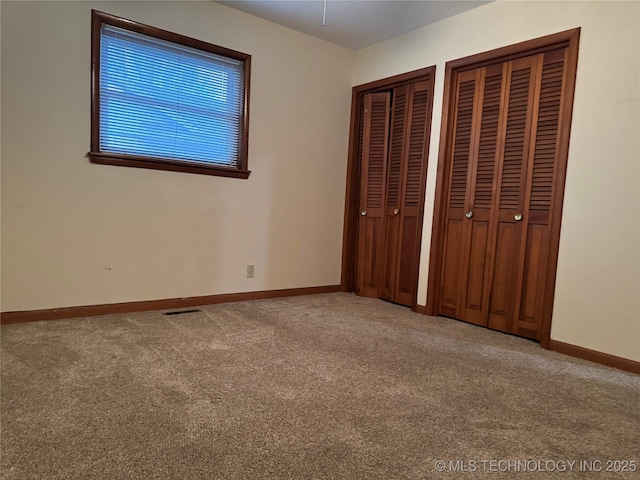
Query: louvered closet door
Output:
[[356, 92, 391, 297], [381, 86, 408, 302], [440, 49, 569, 340], [439, 70, 479, 319], [510, 49, 567, 339], [457, 64, 505, 325], [486, 55, 540, 333], [385, 81, 432, 306]]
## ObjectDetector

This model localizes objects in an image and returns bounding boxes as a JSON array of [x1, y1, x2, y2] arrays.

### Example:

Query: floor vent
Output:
[[162, 309, 202, 316]]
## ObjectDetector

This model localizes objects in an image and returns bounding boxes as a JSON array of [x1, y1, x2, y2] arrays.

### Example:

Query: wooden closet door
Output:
[[430, 31, 579, 343], [439, 70, 480, 318], [486, 56, 540, 333], [382, 81, 431, 306], [512, 49, 567, 339], [381, 86, 407, 302], [393, 81, 432, 306], [457, 64, 505, 325], [356, 92, 391, 297]]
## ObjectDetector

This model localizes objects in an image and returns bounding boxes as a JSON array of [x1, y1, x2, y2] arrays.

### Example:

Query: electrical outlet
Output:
[[246, 264, 255, 278]]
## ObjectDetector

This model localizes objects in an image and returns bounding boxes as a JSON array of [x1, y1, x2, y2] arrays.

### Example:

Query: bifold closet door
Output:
[[382, 81, 431, 306], [356, 92, 391, 298], [439, 68, 480, 321], [486, 56, 540, 333], [356, 83, 431, 304], [439, 48, 568, 340], [454, 64, 506, 326], [509, 48, 567, 339]]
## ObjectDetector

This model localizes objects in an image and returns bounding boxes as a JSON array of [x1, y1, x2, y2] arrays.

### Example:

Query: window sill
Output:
[[88, 152, 251, 179]]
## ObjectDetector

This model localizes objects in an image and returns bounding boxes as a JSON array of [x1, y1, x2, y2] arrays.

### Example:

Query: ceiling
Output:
[[216, 1, 491, 50]]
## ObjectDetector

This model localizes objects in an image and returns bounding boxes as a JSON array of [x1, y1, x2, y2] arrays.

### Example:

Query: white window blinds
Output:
[[99, 24, 245, 167]]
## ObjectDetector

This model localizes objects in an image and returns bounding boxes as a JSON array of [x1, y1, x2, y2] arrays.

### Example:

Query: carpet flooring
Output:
[[1, 293, 639, 479]]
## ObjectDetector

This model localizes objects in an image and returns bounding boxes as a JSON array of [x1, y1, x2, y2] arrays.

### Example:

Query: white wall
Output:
[[354, 0, 640, 361], [1, 1, 353, 311]]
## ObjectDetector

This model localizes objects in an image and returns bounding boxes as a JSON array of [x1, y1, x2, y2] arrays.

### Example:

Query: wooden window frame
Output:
[[425, 28, 581, 348], [340, 66, 436, 311], [88, 10, 252, 179]]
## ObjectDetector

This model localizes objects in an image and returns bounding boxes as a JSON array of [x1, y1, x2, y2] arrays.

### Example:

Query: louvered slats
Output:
[[387, 91, 406, 207], [366, 98, 390, 208], [500, 68, 532, 209], [405, 90, 429, 207], [473, 72, 502, 208], [449, 79, 476, 209], [530, 60, 563, 211]]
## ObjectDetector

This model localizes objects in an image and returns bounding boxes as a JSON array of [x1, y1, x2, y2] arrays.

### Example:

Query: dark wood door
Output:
[[356, 92, 391, 298], [439, 69, 479, 320], [459, 64, 505, 326], [439, 48, 570, 341], [486, 56, 539, 333], [511, 48, 568, 339], [381, 86, 407, 302], [382, 81, 432, 306]]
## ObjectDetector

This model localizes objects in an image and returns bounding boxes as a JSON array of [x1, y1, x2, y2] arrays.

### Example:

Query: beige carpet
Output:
[[1, 293, 639, 479]]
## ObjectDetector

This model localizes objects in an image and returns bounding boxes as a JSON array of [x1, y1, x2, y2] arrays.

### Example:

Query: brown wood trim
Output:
[[353, 66, 437, 95], [547, 340, 640, 375], [341, 66, 436, 298], [340, 88, 361, 291], [90, 10, 251, 178], [92, 10, 251, 60], [1, 285, 341, 325], [448, 28, 577, 71], [413, 304, 428, 315], [88, 153, 251, 179], [412, 305, 638, 373], [425, 28, 581, 337], [240, 54, 251, 172], [91, 10, 101, 156]]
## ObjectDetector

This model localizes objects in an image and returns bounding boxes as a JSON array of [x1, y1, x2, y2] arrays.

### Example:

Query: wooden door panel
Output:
[[392, 82, 431, 306], [361, 215, 385, 290], [516, 224, 549, 338], [439, 71, 478, 316], [374, 81, 432, 306], [395, 213, 418, 305], [382, 87, 407, 301], [462, 220, 490, 325], [459, 64, 504, 326], [472, 65, 503, 210], [512, 49, 566, 338], [382, 212, 399, 299], [357, 92, 390, 298], [402, 88, 430, 209], [440, 219, 464, 317], [486, 56, 538, 333], [488, 222, 521, 331], [448, 77, 477, 210], [498, 60, 535, 212]]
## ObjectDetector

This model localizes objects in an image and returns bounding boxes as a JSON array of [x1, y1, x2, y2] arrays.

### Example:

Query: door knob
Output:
[[514, 213, 523, 221], [393, 208, 400, 215], [361, 210, 367, 216], [465, 211, 473, 219]]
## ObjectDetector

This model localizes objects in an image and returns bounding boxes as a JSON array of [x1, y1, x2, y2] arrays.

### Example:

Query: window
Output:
[[89, 11, 251, 178]]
